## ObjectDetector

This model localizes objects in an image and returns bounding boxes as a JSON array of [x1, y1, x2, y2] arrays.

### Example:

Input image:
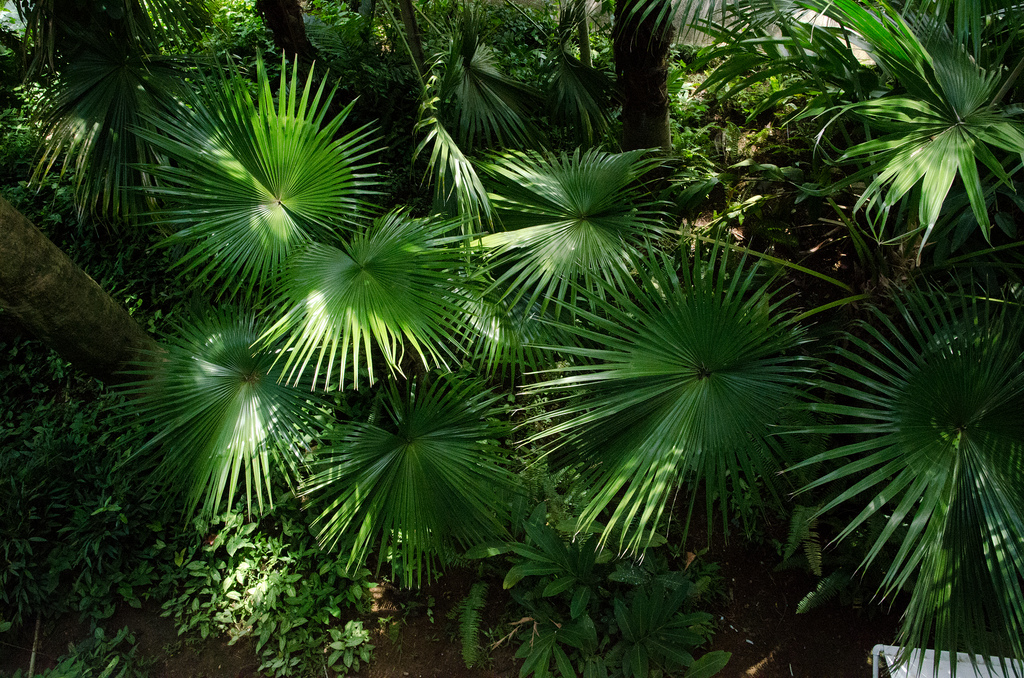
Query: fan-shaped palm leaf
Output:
[[460, 291, 572, 383], [480, 148, 666, 311], [143, 55, 379, 299], [120, 307, 317, 517], [546, 2, 615, 146], [302, 373, 517, 587], [434, 6, 541, 151], [32, 40, 189, 219], [529, 248, 815, 552], [18, 0, 207, 73], [814, 0, 1024, 251], [796, 289, 1024, 668], [264, 210, 477, 390]]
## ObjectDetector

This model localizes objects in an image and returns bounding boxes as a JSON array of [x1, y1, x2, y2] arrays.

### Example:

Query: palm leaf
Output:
[[32, 41, 189, 219], [479, 148, 666, 312], [796, 288, 1024, 666], [119, 307, 316, 517], [414, 92, 492, 226], [528, 247, 816, 552], [811, 0, 1024, 252], [143, 55, 380, 299], [433, 6, 542, 151], [264, 210, 477, 390], [546, 2, 616, 146], [302, 373, 517, 587]]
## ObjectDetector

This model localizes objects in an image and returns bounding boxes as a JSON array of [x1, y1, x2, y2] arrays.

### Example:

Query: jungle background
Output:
[[1, 0, 1023, 676]]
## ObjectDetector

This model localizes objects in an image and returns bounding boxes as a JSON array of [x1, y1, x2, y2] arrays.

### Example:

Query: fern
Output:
[[783, 504, 822, 577], [459, 582, 488, 668], [796, 570, 851, 614]]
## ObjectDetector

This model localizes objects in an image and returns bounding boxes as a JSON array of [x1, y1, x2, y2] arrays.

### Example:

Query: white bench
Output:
[[872, 645, 1024, 678]]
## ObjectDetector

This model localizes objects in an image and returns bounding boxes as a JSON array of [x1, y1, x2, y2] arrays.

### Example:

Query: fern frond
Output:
[[783, 504, 822, 576], [459, 581, 488, 667], [796, 570, 851, 614]]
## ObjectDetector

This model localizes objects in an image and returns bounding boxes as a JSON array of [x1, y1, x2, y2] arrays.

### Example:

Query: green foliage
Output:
[[480, 148, 666, 313], [2, 626, 147, 678], [159, 505, 375, 677], [303, 372, 518, 587], [120, 306, 319, 517], [459, 581, 488, 667], [529, 247, 816, 551], [478, 504, 727, 678], [264, 210, 478, 390], [326, 621, 374, 675], [0, 389, 167, 629], [142, 55, 379, 300], [797, 288, 1024, 663], [816, 0, 1024, 252]]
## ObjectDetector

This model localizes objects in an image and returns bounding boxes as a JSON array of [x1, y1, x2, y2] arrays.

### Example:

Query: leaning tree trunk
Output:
[[0, 194, 159, 384], [614, 0, 675, 152]]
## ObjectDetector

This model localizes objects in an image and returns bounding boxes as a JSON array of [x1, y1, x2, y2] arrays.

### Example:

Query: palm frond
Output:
[[302, 373, 517, 587], [264, 210, 478, 390], [528, 247, 816, 552], [433, 6, 542, 151], [479, 148, 666, 311], [143, 55, 380, 299], [414, 91, 492, 226], [546, 3, 615, 146], [32, 42, 189, 220], [119, 307, 316, 517], [460, 290, 571, 383], [811, 0, 1024, 252], [796, 288, 1024, 664]]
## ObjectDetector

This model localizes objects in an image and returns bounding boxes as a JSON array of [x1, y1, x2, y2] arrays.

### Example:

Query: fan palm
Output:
[[480, 148, 666, 312], [546, 1, 616, 146], [263, 210, 478, 390], [302, 372, 517, 587], [32, 40, 191, 219], [121, 307, 317, 517], [433, 6, 541, 152], [414, 6, 541, 224], [143, 56, 379, 299], [529, 247, 816, 552], [812, 0, 1024, 252], [796, 289, 1024, 668]]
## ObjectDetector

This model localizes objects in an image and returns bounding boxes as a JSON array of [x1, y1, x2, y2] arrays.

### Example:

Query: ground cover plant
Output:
[[2, 0, 1024, 675]]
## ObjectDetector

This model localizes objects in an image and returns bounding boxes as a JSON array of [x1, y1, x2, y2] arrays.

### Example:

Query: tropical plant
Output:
[[480, 148, 665, 311], [796, 287, 1024, 667], [813, 0, 1024, 253], [302, 372, 518, 587], [122, 307, 316, 517], [19, 0, 208, 218], [263, 210, 478, 390], [520, 246, 815, 557], [142, 56, 379, 300], [479, 503, 729, 678], [529, 246, 816, 551]]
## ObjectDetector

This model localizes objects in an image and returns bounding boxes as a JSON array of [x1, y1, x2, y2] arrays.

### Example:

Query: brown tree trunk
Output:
[[614, 0, 674, 152], [396, 0, 426, 77], [256, 0, 315, 59], [0, 194, 159, 384]]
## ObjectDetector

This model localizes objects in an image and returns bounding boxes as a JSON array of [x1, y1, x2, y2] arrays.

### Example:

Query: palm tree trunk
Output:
[[614, 0, 675, 152], [0, 194, 159, 384], [255, 0, 315, 59], [396, 0, 426, 76]]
